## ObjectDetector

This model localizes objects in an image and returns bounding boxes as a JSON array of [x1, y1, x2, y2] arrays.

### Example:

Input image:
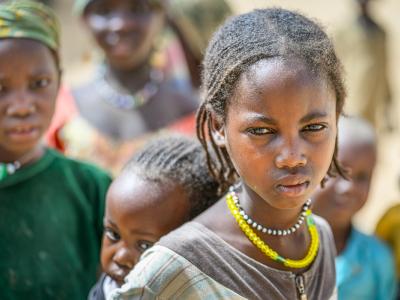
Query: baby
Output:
[[88, 135, 220, 299]]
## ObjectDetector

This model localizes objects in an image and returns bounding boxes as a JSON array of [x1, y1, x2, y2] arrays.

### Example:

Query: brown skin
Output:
[[101, 172, 190, 286], [197, 58, 337, 273], [0, 39, 60, 163], [83, 0, 165, 90], [312, 140, 376, 254]]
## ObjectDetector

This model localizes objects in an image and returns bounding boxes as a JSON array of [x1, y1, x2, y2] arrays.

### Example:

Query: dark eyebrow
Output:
[[300, 111, 328, 123], [245, 113, 277, 125]]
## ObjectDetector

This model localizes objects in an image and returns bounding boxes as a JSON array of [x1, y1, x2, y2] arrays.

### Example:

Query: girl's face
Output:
[[216, 58, 337, 210], [84, 0, 164, 70], [101, 172, 189, 285], [0, 39, 59, 161]]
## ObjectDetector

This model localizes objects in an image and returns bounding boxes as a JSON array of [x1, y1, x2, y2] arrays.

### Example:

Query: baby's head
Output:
[[101, 135, 219, 285], [197, 8, 346, 209], [76, 0, 165, 70], [0, 0, 60, 161], [312, 116, 377, 229]]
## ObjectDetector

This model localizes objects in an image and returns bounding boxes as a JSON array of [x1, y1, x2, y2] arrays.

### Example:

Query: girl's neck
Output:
[[106, 60, 151, 92], [331, 223, 352, 255], [0, 144, 45, 166], [238, 184, 305, 230]]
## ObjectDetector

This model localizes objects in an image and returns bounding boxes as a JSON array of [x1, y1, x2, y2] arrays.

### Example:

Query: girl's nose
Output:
[[275, 143, 307, 169], [113, 246, 136, 269], [6, 91, 36, 117]]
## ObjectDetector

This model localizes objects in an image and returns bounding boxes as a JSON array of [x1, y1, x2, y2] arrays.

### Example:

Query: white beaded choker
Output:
[[228, 186, 312, 236]]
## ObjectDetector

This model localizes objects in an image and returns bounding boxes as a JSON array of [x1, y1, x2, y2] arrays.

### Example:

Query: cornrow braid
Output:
[[122, 135, 221, 219], [197, 8, 347, 190]]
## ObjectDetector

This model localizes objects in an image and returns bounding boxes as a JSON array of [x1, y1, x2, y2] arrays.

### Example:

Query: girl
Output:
[[111, 8, 345, 299], [0, 1, 111, 299], [89, 135, 220, 300]]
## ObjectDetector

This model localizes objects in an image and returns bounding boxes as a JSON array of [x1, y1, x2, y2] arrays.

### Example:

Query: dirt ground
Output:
[[53, 0, 400, 233]]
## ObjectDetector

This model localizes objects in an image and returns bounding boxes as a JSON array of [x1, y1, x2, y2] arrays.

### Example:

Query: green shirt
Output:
[[0, 148, 111, 300]]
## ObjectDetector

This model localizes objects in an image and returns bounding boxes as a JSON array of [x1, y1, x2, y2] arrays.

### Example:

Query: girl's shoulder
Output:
[[110, 245, 246, 300]]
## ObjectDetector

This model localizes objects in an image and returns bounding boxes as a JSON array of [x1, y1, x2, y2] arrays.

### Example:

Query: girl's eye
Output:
[[137, 241, 154, 253], [247, 127, 274, 136], [104, 228, 120, 242], [30, 78, 51, 90], [302, 124, 326, 132]]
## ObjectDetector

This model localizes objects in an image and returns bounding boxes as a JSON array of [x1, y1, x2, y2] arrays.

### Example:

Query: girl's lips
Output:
[[275, 181, 310, 197], [6, 126, 40, 142]]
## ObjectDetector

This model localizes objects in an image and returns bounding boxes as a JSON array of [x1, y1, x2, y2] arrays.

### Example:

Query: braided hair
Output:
[[197, 8, 347, 191], [122, 135, 220, 220]]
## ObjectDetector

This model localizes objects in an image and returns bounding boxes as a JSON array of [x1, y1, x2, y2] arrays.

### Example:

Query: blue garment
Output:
[[336, 227, 397, 300]]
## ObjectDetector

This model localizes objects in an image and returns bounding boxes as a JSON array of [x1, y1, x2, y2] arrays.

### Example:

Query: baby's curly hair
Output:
[[197, 8, 347, 191], [122, 135, 221, 220]]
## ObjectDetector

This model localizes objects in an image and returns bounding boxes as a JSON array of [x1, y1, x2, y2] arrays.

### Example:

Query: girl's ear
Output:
[[210, 112, 226, 147]]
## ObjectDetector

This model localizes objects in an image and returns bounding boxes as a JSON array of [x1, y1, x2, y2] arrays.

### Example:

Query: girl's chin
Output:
[[1, 143, 42, 161]]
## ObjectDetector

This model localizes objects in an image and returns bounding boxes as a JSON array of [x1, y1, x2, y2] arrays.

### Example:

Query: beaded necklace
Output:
[[95, 64, 164, 111], [230, 186, 312, 236], [226, 189, 319, 269], [0, 147, 42, 181], [0, 161, 21, 181]]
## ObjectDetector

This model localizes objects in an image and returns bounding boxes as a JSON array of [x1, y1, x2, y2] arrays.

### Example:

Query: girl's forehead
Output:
[[245, 58, 322, 87], [228, 58, 336, 122], [234, 58, 331, 99]]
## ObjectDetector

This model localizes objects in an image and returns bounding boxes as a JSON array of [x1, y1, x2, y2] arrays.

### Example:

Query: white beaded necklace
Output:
[[0, 161, 21, 181], [0, 147, 42, 181], [229, 186, 312, 236]]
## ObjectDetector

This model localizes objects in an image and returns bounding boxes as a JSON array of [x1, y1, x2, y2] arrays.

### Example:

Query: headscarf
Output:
[[0, 0, 60, 52]]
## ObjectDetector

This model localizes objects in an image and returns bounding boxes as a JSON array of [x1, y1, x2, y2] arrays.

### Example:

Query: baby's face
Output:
[[101, 173, 189, 285], [0, 39, 59, 160], [312, 142, 376, 228]]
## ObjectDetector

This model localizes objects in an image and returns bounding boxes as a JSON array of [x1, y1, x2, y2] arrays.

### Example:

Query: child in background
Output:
[[312, 116, 396, 300], [0, 1, 111, 299], [111, 8, 346, 299], [49, 0, 198, 174], [88, 135, 220, 300]]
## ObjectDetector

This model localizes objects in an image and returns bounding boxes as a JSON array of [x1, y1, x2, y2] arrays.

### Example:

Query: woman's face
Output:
[[0, 39, 59, 161], [83, 0, 165, 70], [214, 58, 337, 210]]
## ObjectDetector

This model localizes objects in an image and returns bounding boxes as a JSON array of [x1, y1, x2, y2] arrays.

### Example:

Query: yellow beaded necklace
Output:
[[226, 191, 319, 269]]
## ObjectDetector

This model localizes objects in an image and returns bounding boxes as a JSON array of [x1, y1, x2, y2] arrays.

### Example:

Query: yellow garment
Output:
[[375, 203, 400, 278], [334, 17, 391, 127]]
